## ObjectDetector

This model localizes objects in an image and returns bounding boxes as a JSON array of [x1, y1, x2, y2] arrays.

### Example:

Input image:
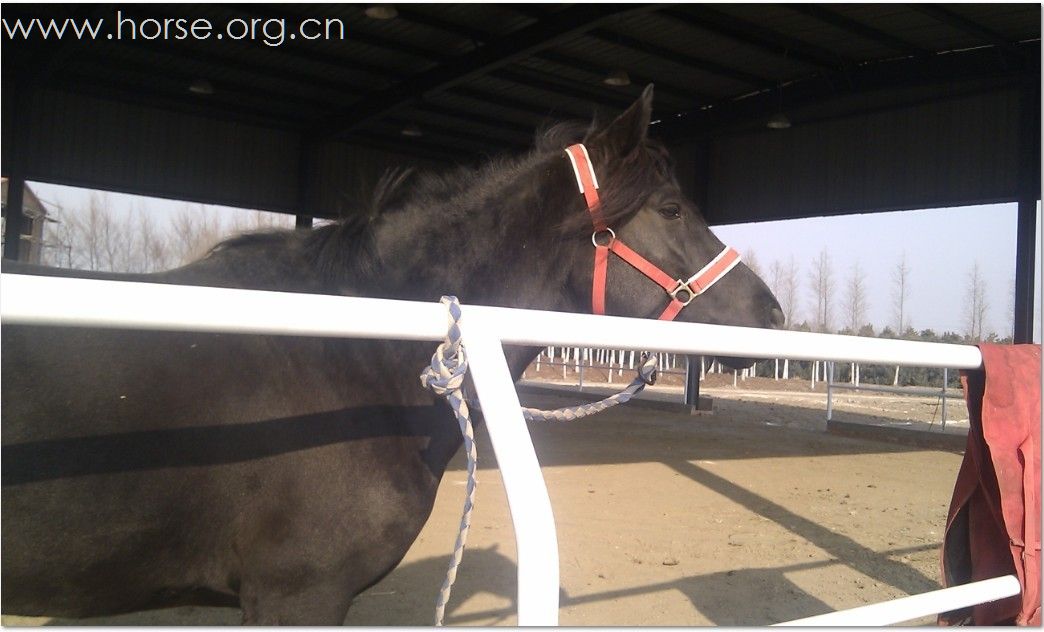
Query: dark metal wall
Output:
[[9, 89, 433, 217], [6, 85, 1037, 228], [699, 88, 1028, 225]]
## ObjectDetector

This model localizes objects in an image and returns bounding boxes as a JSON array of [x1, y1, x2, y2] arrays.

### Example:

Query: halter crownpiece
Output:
[[564, 143, 741, 321]]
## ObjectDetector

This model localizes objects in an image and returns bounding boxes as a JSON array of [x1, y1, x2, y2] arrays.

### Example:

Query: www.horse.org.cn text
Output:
[[1, 11, 347, 48]]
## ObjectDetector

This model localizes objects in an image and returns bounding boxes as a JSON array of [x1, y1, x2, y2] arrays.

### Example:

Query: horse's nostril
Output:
[[769, 307, 785, 329]]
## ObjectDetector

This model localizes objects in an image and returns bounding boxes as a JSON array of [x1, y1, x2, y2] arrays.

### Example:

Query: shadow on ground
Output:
[[2, 390, 955, 626]]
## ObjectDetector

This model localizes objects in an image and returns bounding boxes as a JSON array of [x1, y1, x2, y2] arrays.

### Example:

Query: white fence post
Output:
[[826, 361, 834, 421], [456, 316, 560, 626]]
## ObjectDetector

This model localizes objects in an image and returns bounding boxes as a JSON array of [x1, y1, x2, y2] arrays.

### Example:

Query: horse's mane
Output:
[[368, 119, 676, 233], [205, 117, 677, 289]]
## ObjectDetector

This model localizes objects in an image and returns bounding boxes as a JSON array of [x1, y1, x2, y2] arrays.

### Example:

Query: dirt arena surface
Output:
[[3, 383, 968, 626]]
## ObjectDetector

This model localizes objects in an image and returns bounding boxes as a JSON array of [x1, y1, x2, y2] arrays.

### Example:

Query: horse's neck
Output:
[[369, 164, 581, 316]]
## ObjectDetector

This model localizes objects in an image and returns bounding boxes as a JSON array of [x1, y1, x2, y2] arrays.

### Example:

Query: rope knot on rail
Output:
[[419, 297, 468, 397], [420, 296, 661, 624], [419, 296, 477, 627]]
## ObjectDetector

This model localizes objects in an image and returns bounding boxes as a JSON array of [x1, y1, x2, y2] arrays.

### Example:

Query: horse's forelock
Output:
[[554, 137, 676, 235]]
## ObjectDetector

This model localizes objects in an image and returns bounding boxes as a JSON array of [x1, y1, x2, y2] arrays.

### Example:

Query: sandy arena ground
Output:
[[3, 380, 969, 626]]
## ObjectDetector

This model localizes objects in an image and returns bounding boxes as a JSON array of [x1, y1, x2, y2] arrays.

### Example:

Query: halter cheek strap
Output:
[[564, 143, 741, 321]]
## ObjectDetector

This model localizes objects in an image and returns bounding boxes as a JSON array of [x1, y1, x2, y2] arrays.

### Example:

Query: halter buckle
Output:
[[668, 280, 698, 306], [591, 227, 616, 248]]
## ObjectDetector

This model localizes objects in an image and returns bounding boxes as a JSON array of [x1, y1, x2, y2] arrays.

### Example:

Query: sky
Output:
[[25, 181, 1043, 343], [713, 203, 1042, 341]]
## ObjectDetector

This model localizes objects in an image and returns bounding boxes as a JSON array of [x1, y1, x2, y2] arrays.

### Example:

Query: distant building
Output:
[[1, 179, 53, 264]]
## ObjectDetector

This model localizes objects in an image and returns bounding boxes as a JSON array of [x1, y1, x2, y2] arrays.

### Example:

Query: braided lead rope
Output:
[[420, 297, 659, 625], [419, 296, 477, 627], [519, 353, 658, 422]]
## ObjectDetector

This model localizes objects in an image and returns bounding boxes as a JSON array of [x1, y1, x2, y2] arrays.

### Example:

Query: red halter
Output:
[[564, 143, 742, 321]]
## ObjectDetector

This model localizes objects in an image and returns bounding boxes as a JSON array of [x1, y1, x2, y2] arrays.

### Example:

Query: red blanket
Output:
[[940, 343, 1041, 625]]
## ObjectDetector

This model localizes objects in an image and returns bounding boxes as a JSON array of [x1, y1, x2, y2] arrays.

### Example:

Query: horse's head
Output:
[[558, 86, 784, 362]]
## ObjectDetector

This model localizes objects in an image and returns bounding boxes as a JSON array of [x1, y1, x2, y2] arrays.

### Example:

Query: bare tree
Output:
[[40, 195, 295, 274], [40, 201, 75, 269], [770, 255, 800, 329], [57, 192, 127, 271], [133, 208, 174, 273], [842, 261, 868, 333], [169, 204, 225, 264], [965, 261, 989, 341], [744, 249, 762, 277], [892, 252, 911, 334], [808, 248, 834, 333], [166, 205, 293, 265]]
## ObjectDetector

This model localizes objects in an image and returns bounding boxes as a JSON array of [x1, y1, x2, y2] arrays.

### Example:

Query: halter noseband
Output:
[[564, 143, 741, 321]]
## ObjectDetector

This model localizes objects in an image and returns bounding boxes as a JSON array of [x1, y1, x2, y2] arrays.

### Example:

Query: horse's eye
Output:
[[658, 204, 681, 220]]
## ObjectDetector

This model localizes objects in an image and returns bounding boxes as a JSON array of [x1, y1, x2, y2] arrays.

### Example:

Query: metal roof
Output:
[[3, 3, 1039, 162]]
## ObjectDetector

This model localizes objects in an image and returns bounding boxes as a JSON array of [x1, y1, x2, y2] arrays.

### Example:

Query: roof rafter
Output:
[[533, 50, 699, 105], [63, 56, 336, 119], [911, 4, 1034, 64], [201, 4, 409, 82], [53, 74, 310, 133], [490, 67, 638, 109], [410, 103, 537, 137], [341, 132, 471, 166], [586, 28, 773, 89], [444, 86, 592, 122], [382, 117, 527, 152], [105, 39, 368, 104], [391, 6, 490, 46], [226, 3, 448, 63], [787, 5, 929, 58], [309, 4, 661, 140], [661, 6, 848, 72], [386, 9, 696, 110]]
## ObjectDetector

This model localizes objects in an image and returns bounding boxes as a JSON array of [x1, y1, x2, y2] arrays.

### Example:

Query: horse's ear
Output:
[[590, 84, 654, 158]]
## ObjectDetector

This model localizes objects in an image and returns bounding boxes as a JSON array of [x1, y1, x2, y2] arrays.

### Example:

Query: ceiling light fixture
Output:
[[766, 82, 791, 129], [188, 79, 214, 96], [364, 5, 398, 19], [603, 68, 631, 87], [766, 112, 792, 130]]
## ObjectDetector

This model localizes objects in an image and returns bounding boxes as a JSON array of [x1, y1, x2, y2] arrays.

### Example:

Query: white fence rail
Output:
[[1, 273, 1013, 626], [825, 361, 959, 428]]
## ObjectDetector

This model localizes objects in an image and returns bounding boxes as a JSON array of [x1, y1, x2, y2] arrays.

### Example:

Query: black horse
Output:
[[1, 87, 783, 624]]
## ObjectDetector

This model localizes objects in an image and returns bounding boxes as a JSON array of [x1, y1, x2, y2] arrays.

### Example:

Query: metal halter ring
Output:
[[668, 280, 698, 306], [591, 227, 616, 248]]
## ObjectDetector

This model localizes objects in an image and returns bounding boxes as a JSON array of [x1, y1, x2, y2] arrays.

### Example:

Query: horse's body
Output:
[[2, 88, 783, 624]]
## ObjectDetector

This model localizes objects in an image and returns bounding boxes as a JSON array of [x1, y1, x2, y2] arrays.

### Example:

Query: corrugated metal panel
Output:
[[21, 90, 432, 217], [703, 89, 1021, 224], [951, 4, 1041, 41], [648, 10, 824, 81], [24, 90, 300, 212]]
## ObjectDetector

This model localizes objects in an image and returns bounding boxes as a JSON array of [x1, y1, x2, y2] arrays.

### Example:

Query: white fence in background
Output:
[[0, 273, 1016, 626], [825, 361, 961, 428], [529, 350, 964, 428]]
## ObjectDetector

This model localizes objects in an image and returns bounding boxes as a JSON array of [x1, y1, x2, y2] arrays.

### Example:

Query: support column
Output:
[[1014, 80, 1041, 343], [295, 134, 319, 230], [684, 356, 700, 405], [3, 176, 26, 261], [2, 88, 31, 261], [685, 355, 710, 412]]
